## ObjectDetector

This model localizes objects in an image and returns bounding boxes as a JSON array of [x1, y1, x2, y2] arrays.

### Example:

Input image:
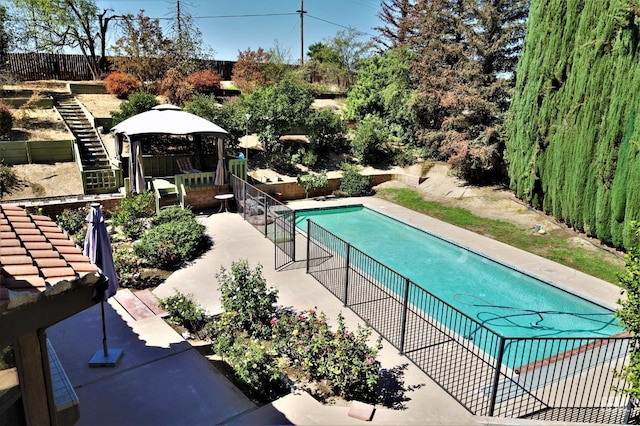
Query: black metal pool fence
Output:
[[229, 175, 637, 423], [230, 175, 296, 270], [305, 219, 637, 424]]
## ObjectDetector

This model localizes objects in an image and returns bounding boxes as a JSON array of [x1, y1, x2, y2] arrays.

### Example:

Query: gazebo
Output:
[[111, 105, 242, 211]]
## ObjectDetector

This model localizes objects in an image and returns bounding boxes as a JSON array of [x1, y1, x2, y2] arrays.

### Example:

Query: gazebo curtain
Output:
[[214, 138, 226, 185], [128, 137, 146, 194]]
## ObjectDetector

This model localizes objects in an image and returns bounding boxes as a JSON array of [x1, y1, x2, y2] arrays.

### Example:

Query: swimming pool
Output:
[[296, 205, 622, 342]]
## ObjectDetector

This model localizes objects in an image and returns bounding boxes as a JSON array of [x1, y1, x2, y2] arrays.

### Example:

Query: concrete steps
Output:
[[112, 288, 167, 321]]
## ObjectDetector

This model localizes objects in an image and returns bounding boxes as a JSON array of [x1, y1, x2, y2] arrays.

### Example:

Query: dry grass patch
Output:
[[8, 108, 70, 141], [77, 93, 123, 118]]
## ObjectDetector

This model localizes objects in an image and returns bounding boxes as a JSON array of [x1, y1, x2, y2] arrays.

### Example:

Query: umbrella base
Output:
[[88, 348, 123, 367]]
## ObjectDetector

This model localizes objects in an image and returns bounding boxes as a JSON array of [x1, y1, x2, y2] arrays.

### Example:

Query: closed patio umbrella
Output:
[[84, 203, 123, 367]]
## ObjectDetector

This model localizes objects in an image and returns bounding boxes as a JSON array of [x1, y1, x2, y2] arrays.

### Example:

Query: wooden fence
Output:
[[6, 53, 237, 81], [7, 53, 95, 81]]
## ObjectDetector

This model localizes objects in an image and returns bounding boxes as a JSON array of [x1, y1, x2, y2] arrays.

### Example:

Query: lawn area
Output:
[[377, 187, 626, 284]]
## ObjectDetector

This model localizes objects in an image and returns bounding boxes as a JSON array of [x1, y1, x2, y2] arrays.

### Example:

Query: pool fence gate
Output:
[[229, 175, 637, 424], [231, 175, 299, 270]]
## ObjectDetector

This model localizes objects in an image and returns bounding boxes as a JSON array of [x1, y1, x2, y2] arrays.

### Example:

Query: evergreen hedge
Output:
[[506, 0, 640, 250]]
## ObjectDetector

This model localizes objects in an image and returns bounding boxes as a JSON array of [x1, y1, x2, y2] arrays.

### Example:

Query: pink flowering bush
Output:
[[215, 260, 278, 338], [159, 291, 208, 333], [206, 260, 382, 402], [271, 308, 382, 400]]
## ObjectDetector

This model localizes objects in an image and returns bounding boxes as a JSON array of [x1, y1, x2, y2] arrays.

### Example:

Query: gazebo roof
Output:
[[111, 104, 229, 137]]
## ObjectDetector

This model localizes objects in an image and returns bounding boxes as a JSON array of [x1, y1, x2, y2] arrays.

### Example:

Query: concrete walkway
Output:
[[48, 196, 622, 425]]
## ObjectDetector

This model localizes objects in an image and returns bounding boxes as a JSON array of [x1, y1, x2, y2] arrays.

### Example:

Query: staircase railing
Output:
[[55, 95, 122, 194]]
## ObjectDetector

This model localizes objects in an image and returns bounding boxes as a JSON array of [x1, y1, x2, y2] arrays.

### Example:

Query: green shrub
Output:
[[158, 291, 208, 333], [104, 71, 142, 99], [306, 108, 347, 155], [110, 92, 159, 127], [56, 206, 87, 235], [0, 162, 18, 194], [152, 205, 196, 226], [300, 147, 318, 168], [133, 216, 206, 269], [224, 334, 282, 395], [109, 192, 155, 240], [0, 102, 12, 138], [55, 206, 88, 244], [297, 170, 328, 197], [112, 245, 142, 288], [339, 163, 372, 197], [216, 260, 278, 338], [351, 114, 387, 165]]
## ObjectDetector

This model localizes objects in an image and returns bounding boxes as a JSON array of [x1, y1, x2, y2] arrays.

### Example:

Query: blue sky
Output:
[[96, 0, 383, 61]]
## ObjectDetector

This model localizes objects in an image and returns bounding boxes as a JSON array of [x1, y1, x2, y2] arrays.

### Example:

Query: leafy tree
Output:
[[103, 71, 141, 99], [374, 0, 416, 51], [407, 0, 528, 182], [297, 170, 328, 197], [346, 48, 417, 136], [306, 108, 347, 158], [111, 11, 170, 84], [158, 68, 194, 105], [265, 41, 297, 83], [351, 114, 388, 164], [110, 91, 159, 127], [10, 0, 116, 78], [332, 28, 375, 88], [302, 28, 373, 90], [346, 48, 418, 164], [243, 79, 315, 163], [231, 47, 272, 93], [303, 41, 345, 88], [188, 70, 221, 95], [615, 223, 640, 398], [184, 95, 246, 146], [0, 5, 12, 76], [165, 0, 213, 75]]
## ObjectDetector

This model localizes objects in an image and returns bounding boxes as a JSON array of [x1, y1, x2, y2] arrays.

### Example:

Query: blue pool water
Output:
[[295, 205, 623, 343]]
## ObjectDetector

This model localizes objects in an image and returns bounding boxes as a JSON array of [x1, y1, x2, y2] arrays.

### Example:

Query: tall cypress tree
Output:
[[506, 0, 640, 250]]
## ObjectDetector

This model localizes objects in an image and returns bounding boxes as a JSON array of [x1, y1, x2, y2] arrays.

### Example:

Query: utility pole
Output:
[[297, 0, 306, 65], [176, 0, 182, 35]]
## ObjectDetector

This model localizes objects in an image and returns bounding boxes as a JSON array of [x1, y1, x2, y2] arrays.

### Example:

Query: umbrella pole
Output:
[[101, 299, 108, 358], [89, 297, 124, 368]]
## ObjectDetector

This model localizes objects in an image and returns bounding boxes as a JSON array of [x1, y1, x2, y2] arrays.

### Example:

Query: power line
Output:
[[7, 12, 298, 23], [306, 14, 375, 37], [190, 12, 298, 20], [124, 12, 299, 21]]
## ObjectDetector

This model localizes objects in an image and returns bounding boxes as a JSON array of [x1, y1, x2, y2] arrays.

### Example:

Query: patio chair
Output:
[[176, 157, 201, 174]]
